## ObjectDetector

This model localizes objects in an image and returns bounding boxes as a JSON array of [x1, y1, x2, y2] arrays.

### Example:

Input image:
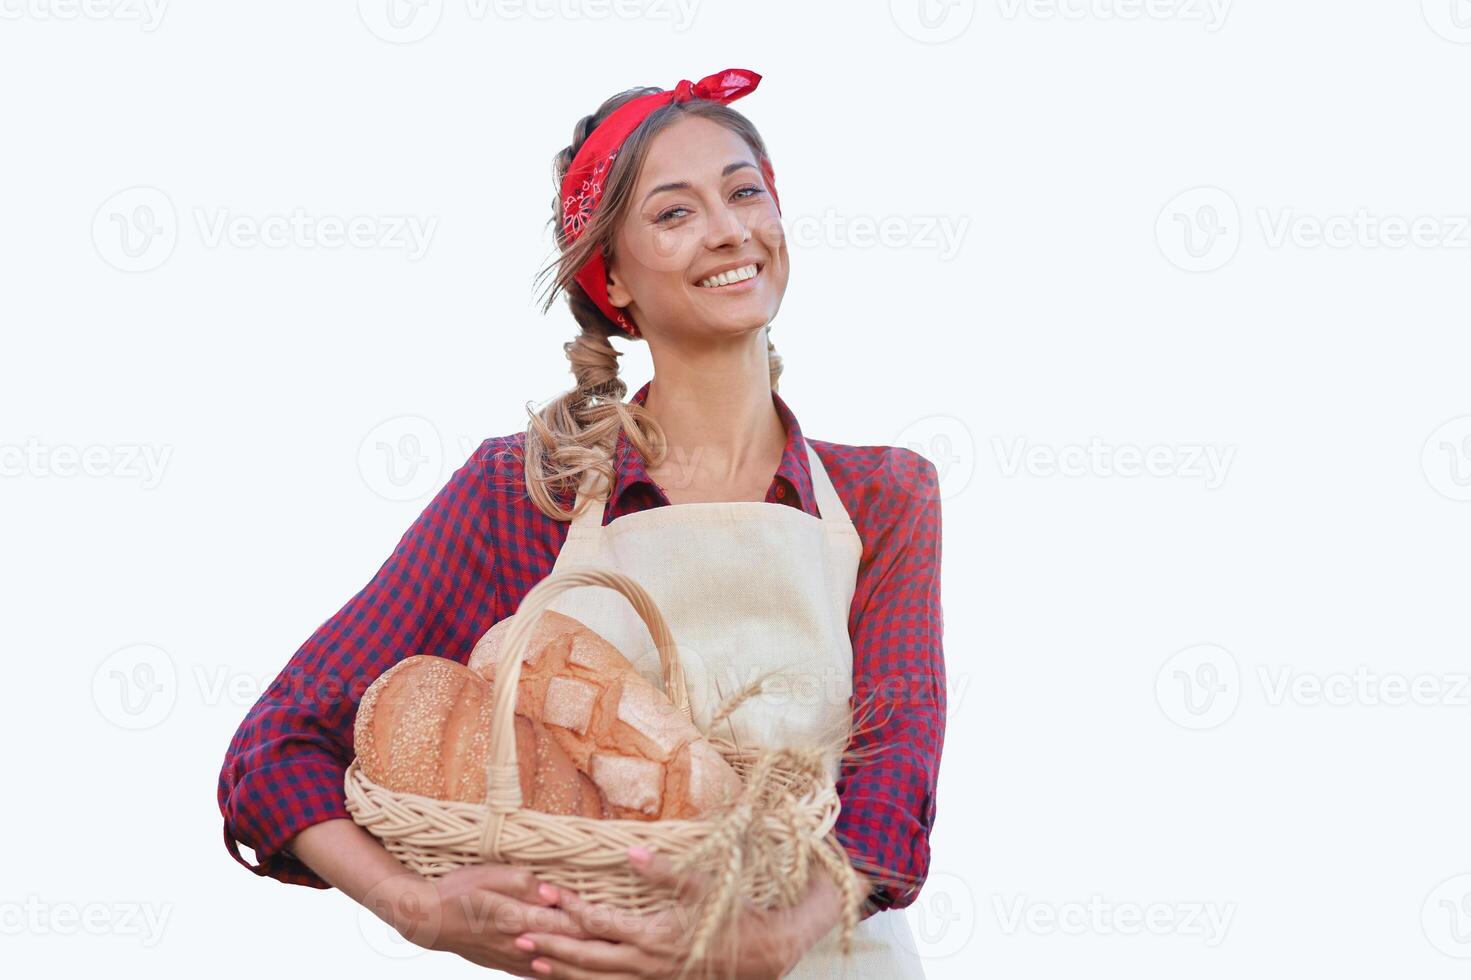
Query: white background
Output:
[[3, 1, 1470, 977]]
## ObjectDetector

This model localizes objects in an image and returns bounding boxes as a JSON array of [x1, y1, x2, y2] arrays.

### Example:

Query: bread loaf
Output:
[[467, 609, 743, 820], [353, 655, 607, 816], [353, 609, 742, 821]]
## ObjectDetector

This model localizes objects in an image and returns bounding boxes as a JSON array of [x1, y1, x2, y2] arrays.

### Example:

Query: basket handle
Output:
[[480, 565, 692, 823]]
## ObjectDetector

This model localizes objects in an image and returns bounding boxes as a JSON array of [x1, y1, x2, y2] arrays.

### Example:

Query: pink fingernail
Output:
[[532, 959, 552, 975], [538, 883, 559, 903], [515, 935, 535, 952], [628, 846, 651, 863]]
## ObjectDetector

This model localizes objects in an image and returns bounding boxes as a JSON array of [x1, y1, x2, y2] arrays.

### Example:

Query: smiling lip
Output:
[[693, 262, 763, 292]]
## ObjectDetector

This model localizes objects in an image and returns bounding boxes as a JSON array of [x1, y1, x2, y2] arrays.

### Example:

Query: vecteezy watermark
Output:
[[357, 0, 700, 43], [992, 437, 1237, 489], [93, 644, 178, 730], [1257, 666, 1471, 709], [1422, 0, 1471, 43], [1157, 186, 1471, 272], [784, 209, 971, 261], [1257, 208, 1471, 252], [995, 0, 1232, 31], [1156, 186, 1241, 272], [895, 872, 977, 959], [0, 439, 173, 489], [0, 897, 173, 946], [895, 415, 976, 502], [92, 186, 177, 273], [1156, 645, 1471, 730], [992, 894, 1236, 946], [0, 0, 167, 30], [890, 0, 977, 44], [92, 186, 437, 272], [358, 416, 490, 502], [1424, 874, 1471, 958], [1156, 644, 1240, 730], [91, 644, 383, 730], [358, 0, 444, 42], [1422, 415, 1471, 502]]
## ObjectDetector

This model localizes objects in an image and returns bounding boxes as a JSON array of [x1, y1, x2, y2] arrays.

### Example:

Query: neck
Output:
[[642, 334, 784, 494]]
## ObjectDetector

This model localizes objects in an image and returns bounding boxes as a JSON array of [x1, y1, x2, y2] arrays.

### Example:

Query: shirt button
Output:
[[775, 485, 787, 499]]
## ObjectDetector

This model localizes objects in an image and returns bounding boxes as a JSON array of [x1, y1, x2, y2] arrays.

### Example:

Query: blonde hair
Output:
[[522, 86, 784, 522]]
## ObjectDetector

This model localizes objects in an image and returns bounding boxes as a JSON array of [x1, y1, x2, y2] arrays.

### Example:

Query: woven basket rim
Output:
[[343, 754, 838, 832]]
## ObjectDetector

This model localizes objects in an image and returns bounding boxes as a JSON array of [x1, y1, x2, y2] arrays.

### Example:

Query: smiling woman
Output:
[[218, 66, 942, 980]]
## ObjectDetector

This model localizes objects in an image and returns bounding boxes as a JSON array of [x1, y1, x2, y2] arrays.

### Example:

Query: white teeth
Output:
[[696, 264, 758, 288]]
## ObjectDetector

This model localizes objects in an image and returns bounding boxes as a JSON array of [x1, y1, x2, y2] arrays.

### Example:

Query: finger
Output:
[[495, 898, 600, 940], [552, 888, 696, 958], [527, 958, 645, 980], [518, 932, 656, 974], [461, 864, 562, 906], [552, 887, 656, 945], [628, 847, 712, 903], [527, 958, 647, 980]]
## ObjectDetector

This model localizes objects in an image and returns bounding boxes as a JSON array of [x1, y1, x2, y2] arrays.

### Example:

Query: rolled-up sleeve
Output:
[[833, 448, 945, 914], [217, 441, 499, 887]]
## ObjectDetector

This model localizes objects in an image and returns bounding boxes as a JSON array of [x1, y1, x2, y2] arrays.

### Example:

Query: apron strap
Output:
[[803, 439, 856, 528]]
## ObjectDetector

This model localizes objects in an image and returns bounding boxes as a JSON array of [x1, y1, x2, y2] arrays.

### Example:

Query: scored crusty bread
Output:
[[467, 609, 743, 820], [354, 654, 607, 817]]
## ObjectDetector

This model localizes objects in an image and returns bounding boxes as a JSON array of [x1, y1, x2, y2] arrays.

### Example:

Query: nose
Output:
[[703, 197, 750, 251]]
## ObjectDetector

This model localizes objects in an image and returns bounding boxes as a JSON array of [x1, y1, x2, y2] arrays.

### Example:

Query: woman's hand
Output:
[[512, 846, 845, 979], [371, 864, 598, 975]]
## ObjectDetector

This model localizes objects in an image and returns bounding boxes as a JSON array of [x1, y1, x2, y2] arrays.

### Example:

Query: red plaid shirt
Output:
[[217, 380, 945, 912]]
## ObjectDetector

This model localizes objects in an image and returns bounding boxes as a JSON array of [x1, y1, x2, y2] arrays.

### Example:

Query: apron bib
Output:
[[545, 438, 927, 978]]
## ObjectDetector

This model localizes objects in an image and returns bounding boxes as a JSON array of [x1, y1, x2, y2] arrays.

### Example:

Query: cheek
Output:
[[624, 225, 699, 276], [752, 209, 786, 257]]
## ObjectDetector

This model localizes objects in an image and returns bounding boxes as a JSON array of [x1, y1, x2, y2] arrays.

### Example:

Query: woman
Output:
[[217, 68, 945, 978]]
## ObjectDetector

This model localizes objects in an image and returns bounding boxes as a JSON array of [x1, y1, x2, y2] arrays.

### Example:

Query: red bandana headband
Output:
[[560, 67, 781, 338]]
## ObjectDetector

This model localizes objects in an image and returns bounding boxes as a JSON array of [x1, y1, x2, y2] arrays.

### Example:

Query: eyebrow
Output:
[[641, 161, 757, 207]]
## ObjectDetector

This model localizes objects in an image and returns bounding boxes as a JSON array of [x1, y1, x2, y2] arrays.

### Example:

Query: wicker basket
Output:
[[343, 565, 862, 950]]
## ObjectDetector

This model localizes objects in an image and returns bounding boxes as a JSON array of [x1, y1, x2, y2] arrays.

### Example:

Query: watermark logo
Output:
[[0, 439, 174, 489], [993, 436, 1236, 488], [1423, 0, 1471, 43], [92, 643, 177, 730], [993, 894, 1235, 946], [1156, 186, 1240, 272], [358, 415, 446, 502], [996, 0, 1231, 31], [1258, 208, 1471, 252], [899, 871, 977, 959], [1422, 415, 1471, 502], [786, 209, 971, 261], [93, 186, 177, 273], [1423, 874, 1471, 958], [0, 897, 173, 945], [891, 0, 976, 43], [1155, 643, 1240, 730], [0, 0, 168, 29], [92, 188, 437, 271], [358, 0, 443, 43], [895, 414, 976, 501], [357, 876, 435, 958]]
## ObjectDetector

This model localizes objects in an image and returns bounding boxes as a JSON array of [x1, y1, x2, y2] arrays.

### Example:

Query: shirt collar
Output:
[[608, 379, 818, 517]]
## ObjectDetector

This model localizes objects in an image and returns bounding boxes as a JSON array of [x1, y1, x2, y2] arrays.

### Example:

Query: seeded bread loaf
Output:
[[353, 654, 607, 817], [467, 609, 743, 820]]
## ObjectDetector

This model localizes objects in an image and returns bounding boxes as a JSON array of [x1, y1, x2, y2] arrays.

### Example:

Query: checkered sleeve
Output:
[[833, 448, 946, 914], [216, 441, 499, 887]]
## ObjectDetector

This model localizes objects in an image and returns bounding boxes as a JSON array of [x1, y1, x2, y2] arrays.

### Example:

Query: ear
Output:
[[605, 267, 631, 310]]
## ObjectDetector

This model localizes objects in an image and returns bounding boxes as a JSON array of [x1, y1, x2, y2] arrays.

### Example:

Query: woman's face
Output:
[[605, 115, 789, 340]]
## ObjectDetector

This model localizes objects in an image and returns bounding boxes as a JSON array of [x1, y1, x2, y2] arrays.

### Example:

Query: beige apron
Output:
[[545, 438, 928, 978]]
